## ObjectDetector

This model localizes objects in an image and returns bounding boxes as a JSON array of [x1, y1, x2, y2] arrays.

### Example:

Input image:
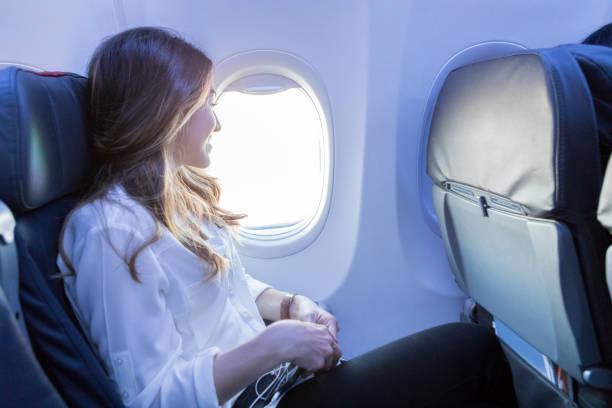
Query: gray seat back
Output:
[[598, 159, 612, 318], [427, 44, 612, 385]]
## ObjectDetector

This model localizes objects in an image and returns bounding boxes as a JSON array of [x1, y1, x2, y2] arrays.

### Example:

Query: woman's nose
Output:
[[213, 111, 222, 132]]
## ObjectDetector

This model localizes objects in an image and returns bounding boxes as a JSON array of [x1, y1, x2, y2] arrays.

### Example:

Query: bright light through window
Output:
[[207, 85, 325, 235]]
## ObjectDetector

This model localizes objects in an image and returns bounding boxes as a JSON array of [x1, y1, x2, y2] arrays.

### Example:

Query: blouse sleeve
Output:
[[244, 273, 272, 301], [61, 225, 221, 408]]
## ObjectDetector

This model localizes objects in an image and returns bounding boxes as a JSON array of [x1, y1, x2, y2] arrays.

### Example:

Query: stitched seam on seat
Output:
[[13, 69, 26, 211], [39, 78, 64, 193], [41, 79, 65, 188], [546, 54, 564, 212]]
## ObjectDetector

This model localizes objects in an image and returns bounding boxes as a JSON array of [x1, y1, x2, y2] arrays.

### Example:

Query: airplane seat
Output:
[[597, 156, 612, 324], [0, 66, 125, 407], [427, 44, 612, 395], [0, 198, 66, 407]]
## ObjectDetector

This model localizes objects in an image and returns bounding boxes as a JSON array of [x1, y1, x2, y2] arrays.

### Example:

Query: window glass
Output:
[[208, 82, 325, 236]]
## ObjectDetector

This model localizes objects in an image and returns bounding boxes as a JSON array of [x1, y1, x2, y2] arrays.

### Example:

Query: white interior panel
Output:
[[0, 1, 119, 72]]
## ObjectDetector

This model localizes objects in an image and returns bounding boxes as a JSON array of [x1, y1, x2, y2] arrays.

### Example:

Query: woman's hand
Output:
[[263, 320, 338, 373], [290, 295, 339, 338], [253, 289, 343, 373], [290, 296, 342, 372]]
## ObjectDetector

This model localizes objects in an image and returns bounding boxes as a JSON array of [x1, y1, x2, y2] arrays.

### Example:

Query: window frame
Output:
[[213, 50, 334, 259]]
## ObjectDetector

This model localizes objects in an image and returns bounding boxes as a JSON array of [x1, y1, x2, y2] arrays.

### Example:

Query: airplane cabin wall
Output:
[[1, 0, 612, 359]]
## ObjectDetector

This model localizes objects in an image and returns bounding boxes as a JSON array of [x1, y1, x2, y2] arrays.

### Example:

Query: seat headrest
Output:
[[0, 67, 91, 216], [427, 44, 612, 218]]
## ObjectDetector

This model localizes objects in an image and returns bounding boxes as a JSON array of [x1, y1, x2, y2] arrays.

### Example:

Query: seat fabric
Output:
[[0, 279, 66, 407]]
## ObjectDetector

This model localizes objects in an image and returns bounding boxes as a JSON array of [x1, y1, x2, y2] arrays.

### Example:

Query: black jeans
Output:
[[274, 323, 517, 407]]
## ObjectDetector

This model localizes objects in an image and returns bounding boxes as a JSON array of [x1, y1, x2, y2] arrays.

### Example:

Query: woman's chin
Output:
[[202, 154, 212, 168], [184, 154, 211, 169]]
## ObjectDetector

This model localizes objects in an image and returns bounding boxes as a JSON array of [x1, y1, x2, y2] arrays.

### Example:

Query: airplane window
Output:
[[208, 78, 325, 238]]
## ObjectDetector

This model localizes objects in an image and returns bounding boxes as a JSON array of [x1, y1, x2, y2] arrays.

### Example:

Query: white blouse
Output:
[[57, 184, 272, 408]]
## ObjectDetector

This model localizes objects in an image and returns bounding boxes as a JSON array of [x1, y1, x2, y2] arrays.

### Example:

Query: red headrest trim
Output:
[[26, 71, 67, 77]]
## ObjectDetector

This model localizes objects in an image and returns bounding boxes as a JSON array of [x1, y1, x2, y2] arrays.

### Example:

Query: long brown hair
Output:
[[59, 26, 244, 282]]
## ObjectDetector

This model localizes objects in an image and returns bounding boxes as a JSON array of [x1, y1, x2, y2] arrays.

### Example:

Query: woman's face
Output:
[[177, 90, 221, 168]]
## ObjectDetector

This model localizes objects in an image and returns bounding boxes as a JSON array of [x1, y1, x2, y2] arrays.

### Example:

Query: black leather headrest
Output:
[[0, 67, 91, 215], [427, 44, 612, 219]]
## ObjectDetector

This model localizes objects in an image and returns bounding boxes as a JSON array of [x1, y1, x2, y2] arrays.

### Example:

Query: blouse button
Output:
[[116, 358, 123, 366], [121, 391, 129, 400]]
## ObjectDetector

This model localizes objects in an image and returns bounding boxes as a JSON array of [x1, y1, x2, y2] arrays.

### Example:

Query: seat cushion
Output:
[[0, 283, 66, 407], [16, 196, 124, 407]]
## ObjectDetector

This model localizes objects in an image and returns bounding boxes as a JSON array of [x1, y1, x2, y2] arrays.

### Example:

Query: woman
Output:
[[58, 26, 517, 407]]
